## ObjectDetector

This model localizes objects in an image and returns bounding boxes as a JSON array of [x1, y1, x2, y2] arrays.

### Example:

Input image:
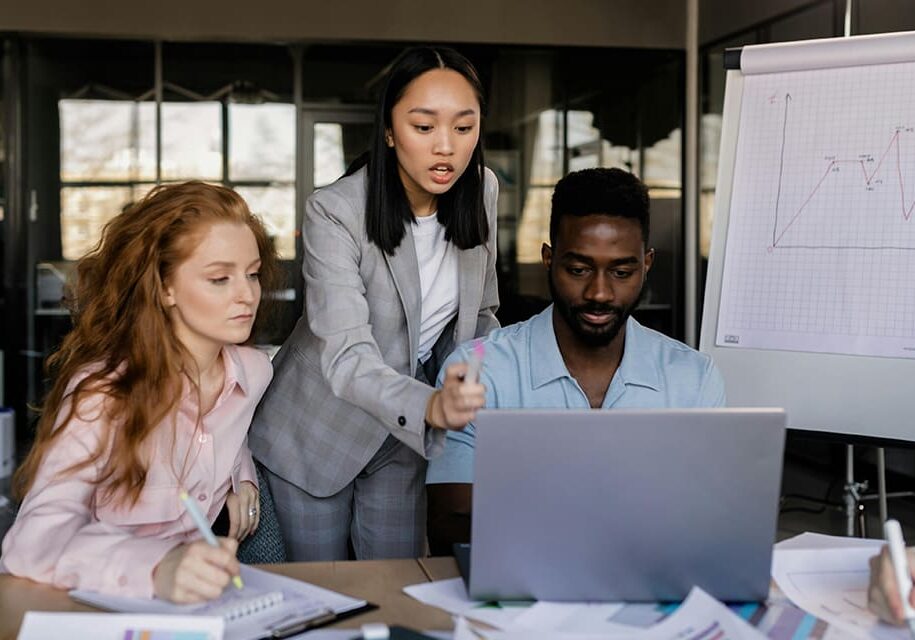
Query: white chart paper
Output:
[[716, 61, 915, 359]]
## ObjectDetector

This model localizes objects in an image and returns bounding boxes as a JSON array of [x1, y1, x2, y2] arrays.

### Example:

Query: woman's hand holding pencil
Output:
[[151, 490, 244, 604], [152, 537, 240, 604]]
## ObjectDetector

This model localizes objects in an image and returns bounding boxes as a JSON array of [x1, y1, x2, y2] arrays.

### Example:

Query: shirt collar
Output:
[[528, 305, 661, 392], [221, 345, 250, 396], [529, 305, 574, 389], [615, 317, 662, 391], [179, 345, 250, 413]]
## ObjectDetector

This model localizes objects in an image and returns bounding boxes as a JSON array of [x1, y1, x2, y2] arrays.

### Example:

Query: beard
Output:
[[548, 274, 644, 348]]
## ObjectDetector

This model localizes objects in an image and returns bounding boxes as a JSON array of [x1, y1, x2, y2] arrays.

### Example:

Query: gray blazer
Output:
[[249, 167, 500, 497]]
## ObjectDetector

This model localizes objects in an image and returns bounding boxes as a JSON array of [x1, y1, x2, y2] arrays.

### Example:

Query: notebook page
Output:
[[69, 565, 367, 640]]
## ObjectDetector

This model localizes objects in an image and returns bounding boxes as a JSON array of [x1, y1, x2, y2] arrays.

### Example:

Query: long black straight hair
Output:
[[363, 46, 489, 255]]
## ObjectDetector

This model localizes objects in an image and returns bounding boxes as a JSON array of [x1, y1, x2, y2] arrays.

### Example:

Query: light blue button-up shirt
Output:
[[426, 305, 726, 484]]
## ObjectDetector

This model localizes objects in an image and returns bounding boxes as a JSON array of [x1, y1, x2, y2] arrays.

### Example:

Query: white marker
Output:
[[884, 519, 915, 638]]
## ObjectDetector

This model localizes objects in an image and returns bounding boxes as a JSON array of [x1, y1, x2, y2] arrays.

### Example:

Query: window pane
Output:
[[515, 109, 564, 267], [234, 185, 296, 260], [643, 128, 681, 189], [61, 186, 132, 259], [516, 187, 552, 265], [229, 103, 295, 182], [313, 120, 374, 189], [162, 102, 222, 180], [60, 99, 156, 182], [567, 110, 637, 174], [314, 123, 346, 189], [528, 109, 564, 186]]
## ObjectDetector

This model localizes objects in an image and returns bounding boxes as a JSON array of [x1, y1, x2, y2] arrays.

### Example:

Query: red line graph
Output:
[[771, 94, 915, 249]]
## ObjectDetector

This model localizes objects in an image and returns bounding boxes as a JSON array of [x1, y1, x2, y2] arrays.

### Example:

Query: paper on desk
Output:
[[507, 600, 630, 633], [17, 612, 223, 640], [282, 632, 451, 640], [771, 543, 910, 640], [407, 554, 853, 639], [403, 578, 529, 629], [403, 579, 677, 634], [457, 587, 767, 640], [775, 532, 884, 552]]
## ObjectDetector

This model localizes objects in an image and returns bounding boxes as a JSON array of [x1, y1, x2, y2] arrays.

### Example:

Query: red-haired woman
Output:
[[1, 182, 280, 603]]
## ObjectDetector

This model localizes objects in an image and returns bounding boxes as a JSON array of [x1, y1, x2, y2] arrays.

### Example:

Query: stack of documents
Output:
[[407, 534, 900, 640], [405, 580, 774, 638], [450, 587, 768, 639]]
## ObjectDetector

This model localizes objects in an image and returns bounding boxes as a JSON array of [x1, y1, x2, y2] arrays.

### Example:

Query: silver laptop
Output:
[[469, 408, 786, 602]]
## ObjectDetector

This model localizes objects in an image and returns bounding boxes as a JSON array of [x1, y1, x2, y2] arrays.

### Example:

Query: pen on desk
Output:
[[884, 519, 915, 638], [179, 490, 244, 590]]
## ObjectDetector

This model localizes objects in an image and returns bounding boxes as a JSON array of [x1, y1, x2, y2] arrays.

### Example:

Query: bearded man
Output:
[[425, 167, 726, 554]]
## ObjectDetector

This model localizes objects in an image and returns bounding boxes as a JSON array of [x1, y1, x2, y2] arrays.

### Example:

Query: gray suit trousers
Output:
[[263, 434, 427, 561]]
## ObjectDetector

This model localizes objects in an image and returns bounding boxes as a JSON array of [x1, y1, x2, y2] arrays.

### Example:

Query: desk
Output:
[[417, 557, 460, 583], [0, 559, 454, 640]]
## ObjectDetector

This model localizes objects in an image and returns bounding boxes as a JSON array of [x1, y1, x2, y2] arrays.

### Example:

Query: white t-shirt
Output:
[[412, 213, 459, 364]]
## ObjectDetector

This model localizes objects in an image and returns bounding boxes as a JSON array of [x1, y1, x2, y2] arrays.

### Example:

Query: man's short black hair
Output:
[[549, 167, 650, 246]]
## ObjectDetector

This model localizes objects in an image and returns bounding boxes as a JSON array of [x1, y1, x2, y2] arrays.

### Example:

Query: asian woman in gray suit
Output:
[[248, 47, 499, 560]]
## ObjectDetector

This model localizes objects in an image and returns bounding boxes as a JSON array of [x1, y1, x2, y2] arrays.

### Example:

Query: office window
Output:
[[60, 99, 297, 260], [60, 99, 156, 182], [229, 103, 296, 258], [161, 102, 222, 181], [59, 99, 157, 259], [229, 103, 295, 182]]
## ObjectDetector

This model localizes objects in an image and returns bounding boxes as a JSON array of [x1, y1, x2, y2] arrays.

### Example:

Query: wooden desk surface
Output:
[[418, 556, 461, 582], [0, 559, 454, 640]]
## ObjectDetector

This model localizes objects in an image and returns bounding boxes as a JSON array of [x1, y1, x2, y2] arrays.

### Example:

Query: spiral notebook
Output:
[[69, 565, 374, 640]]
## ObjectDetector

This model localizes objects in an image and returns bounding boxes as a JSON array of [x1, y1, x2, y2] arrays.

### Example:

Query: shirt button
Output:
[[397, 416, 406, 426], [197, 493, 207, 502], [198, 433, 208, 443], [118, 575, 128, 587]]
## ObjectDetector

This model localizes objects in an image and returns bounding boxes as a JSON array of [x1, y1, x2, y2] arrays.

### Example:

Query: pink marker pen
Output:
[[465, 339, 485, 385]]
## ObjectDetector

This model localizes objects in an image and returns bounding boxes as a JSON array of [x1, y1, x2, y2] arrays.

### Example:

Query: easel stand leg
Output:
[[844, 444, 868, 537], [860, 447, 915, 538], [878, 447, 888, 527]]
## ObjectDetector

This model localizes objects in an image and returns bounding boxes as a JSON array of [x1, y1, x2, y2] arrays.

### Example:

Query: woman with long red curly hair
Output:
[[1, 182, 279, 603]]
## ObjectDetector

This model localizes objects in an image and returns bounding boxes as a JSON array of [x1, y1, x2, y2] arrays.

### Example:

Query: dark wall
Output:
[[0, 0, 686, 49]]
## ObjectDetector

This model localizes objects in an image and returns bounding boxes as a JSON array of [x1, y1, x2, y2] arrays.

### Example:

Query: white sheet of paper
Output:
[[283, 632, 451, 640], [714, 60, 915, 360], [775, 532, 884, 552], [17, 612, 223, 640], [402, 578, 529, 629], [507, 601, 630, 633], [772, 544, 910, 640]]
